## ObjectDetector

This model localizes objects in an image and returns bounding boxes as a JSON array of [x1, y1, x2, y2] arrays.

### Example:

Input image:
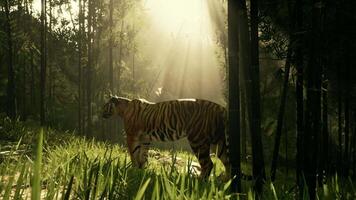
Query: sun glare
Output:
[[145, 0, 212, 39], [143, 0, 225, 104]]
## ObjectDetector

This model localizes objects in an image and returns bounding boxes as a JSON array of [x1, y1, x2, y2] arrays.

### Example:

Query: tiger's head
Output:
[[102, 96, 131, 119]]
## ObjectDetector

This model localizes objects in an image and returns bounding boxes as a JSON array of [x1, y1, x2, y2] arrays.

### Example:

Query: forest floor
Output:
[[0, 118, 355, 199]]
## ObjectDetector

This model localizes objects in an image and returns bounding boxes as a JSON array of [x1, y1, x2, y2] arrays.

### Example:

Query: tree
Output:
[[108, 0, 115, 137], [295, 0, 304, 194], [344, 64, 351, 176], [4, 0, 16, 119], [87, 0, 93, 136], [270, 1, 295, 181], [227, 0, 241, 192], [40, 0, 46, 125], [78, 0, 83, 134], [237, 0, 250, 164], [321, 68, 329, 177], [109, 0, 114, 93], [337, 67, 343, 174], [270, 43, 292, 181], [249, 0, 266, 195], [303, 0, 324, 198]]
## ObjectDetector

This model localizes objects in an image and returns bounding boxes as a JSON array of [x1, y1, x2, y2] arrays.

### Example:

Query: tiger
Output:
[[102, 96, 230, 179]]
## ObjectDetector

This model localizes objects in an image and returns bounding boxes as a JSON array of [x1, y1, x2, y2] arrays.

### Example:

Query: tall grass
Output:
[[1, 127, 356, 199], [0, 129, 233, 199]]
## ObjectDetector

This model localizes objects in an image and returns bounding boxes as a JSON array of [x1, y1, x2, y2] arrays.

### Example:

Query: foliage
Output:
[[1, 124, 356, 199], [0, 0, 156, 133]]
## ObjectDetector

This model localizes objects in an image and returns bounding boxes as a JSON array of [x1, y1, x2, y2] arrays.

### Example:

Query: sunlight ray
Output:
[[142, 0, 225, 104]]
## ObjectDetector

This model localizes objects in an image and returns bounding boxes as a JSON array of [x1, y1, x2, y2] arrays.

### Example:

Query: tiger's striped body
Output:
[[102, 96, 230, 178]]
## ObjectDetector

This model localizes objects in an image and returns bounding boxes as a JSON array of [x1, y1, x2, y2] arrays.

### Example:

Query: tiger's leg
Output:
[[126, 134, 141, 167], [189, 140, 213, 179], [137, 142, 150, 168], [216, 139, 231, 181], [126, 133, 150, 168]]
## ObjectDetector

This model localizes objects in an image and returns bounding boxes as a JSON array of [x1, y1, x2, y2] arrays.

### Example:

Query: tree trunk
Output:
[[108, 0, 115, 139], [4, 0, 16, 119], [40, 0, 46, 126], [304, 0, 323, 198], [249, 0, 266, 196], [270, 44, 292, 181], [109, 0, 114, 93], [30, 51, 35, 116], [238, 0, 250, 163], [78, 0, 83, 135], [241, 85, 247, 161], [86, 0, 93, 136], [227, 0, 241, 192], [270, 0, 298, 181], [21, 57, 27, 120], [351, 108, 356, 180], [322, 73, 329, 177], [47, 1, 53, 123], [344, 65, 350, 176], [295, 0, 305, 196], [337, 67, 343, 175]]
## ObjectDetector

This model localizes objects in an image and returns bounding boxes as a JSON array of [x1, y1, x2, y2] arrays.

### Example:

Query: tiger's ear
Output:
[[111, 96, 124, 106]]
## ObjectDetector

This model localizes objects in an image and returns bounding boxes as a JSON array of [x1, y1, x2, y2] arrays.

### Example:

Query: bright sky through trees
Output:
[[33, 0, 225, 104]]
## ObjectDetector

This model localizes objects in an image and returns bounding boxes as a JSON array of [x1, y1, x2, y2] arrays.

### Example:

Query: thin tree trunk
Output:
[[270, 44, 292, 181], [118, 20, 124, 94], [227, 0, 241, 192], [344, 65, 350, 176], [40, 0, 46, 126], [22, 57, 27, 120], [30, 50, 35, 112], [108, 0, 115, 139], [109, 0, 114, 93], [337, 67, 343, 174], [241, 86, 247, 161], [270, 0, 298, 181], [304, 0, 323, 198], [250, 0, 266, 195], [322, 74, 329, 177], [47, 2, 53, 121], [284, 120, 288, 175], [87, 0, 93, 136], [78, 0, 83, 135], [132, 22, 136, 94], [4, 0, 16, 119], [295, 0, 305, 195], [18, 0, 27, 120], [352, 108, 356, 180], [238, 0, 250, 163]]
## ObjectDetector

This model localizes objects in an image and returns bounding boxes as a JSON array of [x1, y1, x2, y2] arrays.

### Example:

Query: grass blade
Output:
[[13, 163, 28, 199], [3, 171, 16, 200], [270, 182, 278, 200], [134, 178, 151, 200], [63, 175, 74, 200], [31, 129, 43, 200]]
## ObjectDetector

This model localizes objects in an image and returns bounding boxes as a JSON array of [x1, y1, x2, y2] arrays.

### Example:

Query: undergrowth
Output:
[[1, 118, 356, 199]]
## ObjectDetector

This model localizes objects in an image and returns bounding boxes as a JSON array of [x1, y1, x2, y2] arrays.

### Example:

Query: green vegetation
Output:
[[1, 119, 356, 200]]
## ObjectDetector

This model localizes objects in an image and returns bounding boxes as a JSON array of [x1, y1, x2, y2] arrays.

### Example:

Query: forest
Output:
[[0, 0, 356, 199]]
